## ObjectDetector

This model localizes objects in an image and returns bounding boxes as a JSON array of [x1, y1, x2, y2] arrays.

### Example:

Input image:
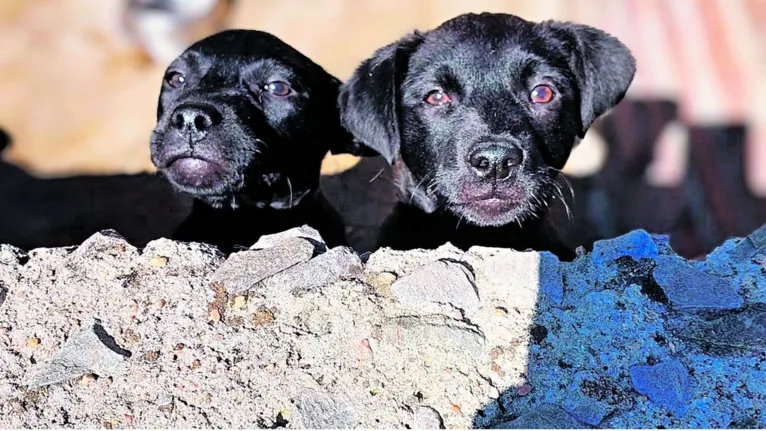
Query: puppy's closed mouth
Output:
[[163, 154, 225, 188], [452, 187, 530, 224], [165, 154, 218, 169]]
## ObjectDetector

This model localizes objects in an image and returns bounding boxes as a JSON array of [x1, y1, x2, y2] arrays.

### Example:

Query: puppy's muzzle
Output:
[[170, 103, 222, 141], [467, 141, 524, 181]]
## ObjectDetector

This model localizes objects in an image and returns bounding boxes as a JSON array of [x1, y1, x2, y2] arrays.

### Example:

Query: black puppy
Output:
[[151, 30, 355, 251], [340, 13, 636, 260]]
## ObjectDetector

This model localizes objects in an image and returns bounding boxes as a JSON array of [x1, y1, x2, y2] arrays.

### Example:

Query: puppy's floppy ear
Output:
[[322, 76, 369, 157], [338, 32, 424, 164], [0, 127, 10, 153], [156, 84, 167, 120], [156, 96, 164, 120], [543, 21, 636, 138]]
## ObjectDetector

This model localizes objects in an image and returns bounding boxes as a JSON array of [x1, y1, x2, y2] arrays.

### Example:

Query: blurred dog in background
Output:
[[123, 0, 235, 65]]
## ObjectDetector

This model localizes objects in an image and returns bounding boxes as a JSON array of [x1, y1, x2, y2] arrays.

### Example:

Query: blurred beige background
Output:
[[4, 0, 763, 182]]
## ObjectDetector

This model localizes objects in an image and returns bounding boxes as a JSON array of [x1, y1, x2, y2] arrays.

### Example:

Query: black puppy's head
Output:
[[340, 13, 635, 226], [151, 30, 354, 209]]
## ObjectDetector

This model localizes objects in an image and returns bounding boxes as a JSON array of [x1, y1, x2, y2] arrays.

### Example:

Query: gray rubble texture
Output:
[[1, 226, 765, 428]]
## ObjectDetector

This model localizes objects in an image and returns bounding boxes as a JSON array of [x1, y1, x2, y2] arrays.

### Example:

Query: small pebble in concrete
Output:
[[250, 225, 325, 251], [391, 259, 479, 316], [591, 229, 660, 266], [0, 283, 7, 308], [212, 236, 315, 294], [722, 223, 766, 261], [517, 383, 533, 396], [256, 246, 363, 294], [70, 230, 138, 259], [149, 256, 168, 267], [25, 321, 130, 388], [296, 389, 359, 429], [629, 359, 691, 416], [653, 256, 743, 311], [0, 244, 23, 266], [366, 271, 397, 296], [672, 307, 766, 351], [562, 371, 620, 426], [232, 295, 247, 309], [25, 336, 40, 348], [413, 406, 444, 429]]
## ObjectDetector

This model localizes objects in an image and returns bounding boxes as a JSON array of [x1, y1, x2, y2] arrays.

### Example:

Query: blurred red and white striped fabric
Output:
[[559, 0, 766, 195]]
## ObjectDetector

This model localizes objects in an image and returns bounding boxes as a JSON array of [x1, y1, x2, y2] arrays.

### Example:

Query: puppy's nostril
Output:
[[193, 115, 210, 131], [469, 153, 493, 176], [502, 147, 524, 168]]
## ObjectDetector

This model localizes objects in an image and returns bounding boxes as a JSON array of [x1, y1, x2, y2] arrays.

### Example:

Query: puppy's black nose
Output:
[[171, 104, 221, 138], [468, 144, 523, 181]]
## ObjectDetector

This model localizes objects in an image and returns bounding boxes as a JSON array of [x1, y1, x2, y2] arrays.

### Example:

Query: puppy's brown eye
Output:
[[165, 72, 186, 88], [264, 81, 292, 96], [530, 85, 554, 104], [425, 90, 451, 106]]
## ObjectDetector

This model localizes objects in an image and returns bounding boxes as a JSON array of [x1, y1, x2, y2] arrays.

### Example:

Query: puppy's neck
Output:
[[176, 188, 345, 253], [198, 188, 320, 213], [249, 189, 313, 211], [385, 201, 574, 259]]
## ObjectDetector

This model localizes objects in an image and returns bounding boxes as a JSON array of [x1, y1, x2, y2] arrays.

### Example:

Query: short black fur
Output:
[[151, 30, 356, 251], [339, 13, 636, 260]]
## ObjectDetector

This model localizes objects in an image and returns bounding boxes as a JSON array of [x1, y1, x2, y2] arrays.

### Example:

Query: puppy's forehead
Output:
[[412, 14, 568, 73], [430, 12, 534, 45], [181, 30, 314, 71]]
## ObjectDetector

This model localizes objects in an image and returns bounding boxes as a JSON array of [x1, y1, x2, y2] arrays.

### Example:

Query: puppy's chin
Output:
[[159, 158, 241, 205], [451, 198, 534, 227], [446, 180, 544, 227], [164, 157, 226, 188]]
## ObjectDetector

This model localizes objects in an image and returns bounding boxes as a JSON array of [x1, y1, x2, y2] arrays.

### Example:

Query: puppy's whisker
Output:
[[555, 186, 573, 221], [547, 166, 575, 202], [409, 172, 433, 206], [560, 175, 575, 201], [455, 213, 465, 229], [369, 168, 385, 183], [286, 177, 294, 209], [253, 138, 269, 155], [425, 177, 440, 196], [552, 181, 565, 201], [542, 178, 571, 222]]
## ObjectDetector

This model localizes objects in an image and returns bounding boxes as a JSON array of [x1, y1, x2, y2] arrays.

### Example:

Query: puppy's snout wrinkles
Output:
[[468, 143, 523, 181], [171, 104, 222, 138]]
